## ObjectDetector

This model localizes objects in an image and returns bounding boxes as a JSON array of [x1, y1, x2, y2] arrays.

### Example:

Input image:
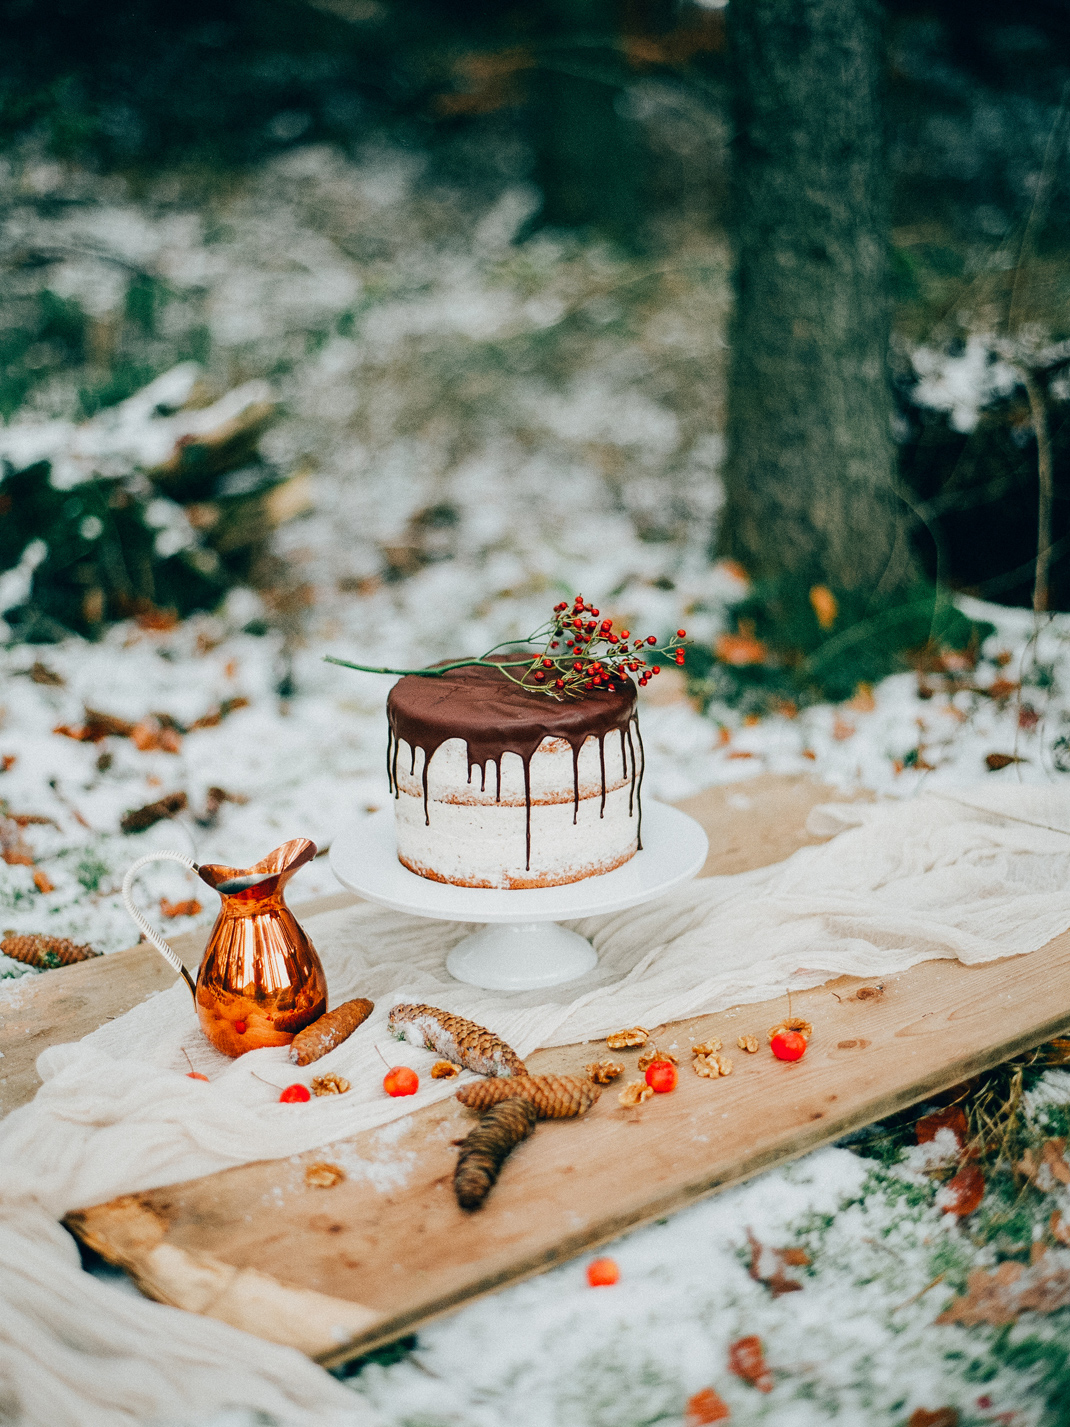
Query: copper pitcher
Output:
[[122, 838, 328, 1057]]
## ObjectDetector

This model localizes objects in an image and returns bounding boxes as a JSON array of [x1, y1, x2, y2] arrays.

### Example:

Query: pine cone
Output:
[[1, 933, 100, 968], [454, 1098, 537, 1210], [456, 1074, 600, 1119], [388, 1003, 526, 1077]]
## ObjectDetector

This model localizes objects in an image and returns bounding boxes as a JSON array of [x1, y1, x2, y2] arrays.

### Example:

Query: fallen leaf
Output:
[[801, 749, 817, 761], [939, 1163, 985, 1217], [986, 752, 1028, 771], [26, 660, 64, 685], [727, 1335, 772, 1392], [916, 1106, 967, 1148], [908, 1410, 959, 1427], [726, 750, 756, 760], [0, 755, 14, 772], [846, 683, 876, 713], [160, 898, 202, 919], [685, 1386, 731, 1424], [832, 715, 855, 741], [1018, 704, 1041, 731], [809, 585, 838, 630], [32, 869, 55, 894], [937, 1251, 1070, 1326], [747, 1228, 808, 1297], [131, 720, 182, 754], [715, 632, 768, 667], [1051, 1211, 1070, 1246], [986, 678, 1019, 701], [120, 792, 188, 835], [1042, 1138, 1070, 1186]]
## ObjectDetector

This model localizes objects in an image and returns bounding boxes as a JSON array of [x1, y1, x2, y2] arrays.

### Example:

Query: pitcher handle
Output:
[[121, 852, 199, 999]]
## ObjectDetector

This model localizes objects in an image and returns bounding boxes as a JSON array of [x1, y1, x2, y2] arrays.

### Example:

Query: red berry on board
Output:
[[771, 1030, 807, 1062], [647, 635, 657, 645], [586, 1257, 620, 1287], [279, 1083, 311, 1103], [234, 1020, 247, 1034], [384, 1065, 419, 1097], [187, 1072, 209, 1082], [645, 1060, 678, 1093]]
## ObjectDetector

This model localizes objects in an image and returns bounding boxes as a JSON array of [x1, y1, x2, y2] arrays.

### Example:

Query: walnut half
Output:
[[607, 1026, 650, 1050], [586, 1060, 625, 1084], [618, 1080, 655, 1107]]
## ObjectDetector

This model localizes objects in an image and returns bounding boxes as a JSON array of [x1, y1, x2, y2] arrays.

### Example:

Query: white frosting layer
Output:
[[392, 733, 640, 887]]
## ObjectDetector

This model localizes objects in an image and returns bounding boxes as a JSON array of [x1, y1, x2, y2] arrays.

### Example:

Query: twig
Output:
[[1023, 370, 1055, 616], [892, 1272, 945, 1313]]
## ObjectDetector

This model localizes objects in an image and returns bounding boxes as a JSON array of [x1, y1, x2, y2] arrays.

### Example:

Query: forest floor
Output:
[[3, 143, 1070, 1427]]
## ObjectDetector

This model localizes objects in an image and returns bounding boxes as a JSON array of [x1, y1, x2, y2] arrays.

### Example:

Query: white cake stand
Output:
[[328, 801, 708, 992]]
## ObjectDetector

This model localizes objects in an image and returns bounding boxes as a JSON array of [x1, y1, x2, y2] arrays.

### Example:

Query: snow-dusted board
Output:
[[62, 779, 1070, 1369]]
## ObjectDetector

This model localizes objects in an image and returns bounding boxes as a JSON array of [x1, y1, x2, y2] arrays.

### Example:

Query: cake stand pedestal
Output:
[[328, 801, 708, 992]]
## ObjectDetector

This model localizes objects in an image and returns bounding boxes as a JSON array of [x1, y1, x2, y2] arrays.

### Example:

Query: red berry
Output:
[[186, 1071, 209, 1082], [647, 635, 657, 645], [620, 630, 630, 638], [586, 1257, 620, 1287], [591, 608, 599, 616], [384, 1065, 419, 1097], [234, 1020, 247, 1034], [677, 629, 686, 638], [543, 658, 553, 667], [555, 678, 564, 688], [652, 666, 661, 674], [279, 1083, 310, 1103], [645, 1060, 678, 1093], [771, 1030, 807, 1062]]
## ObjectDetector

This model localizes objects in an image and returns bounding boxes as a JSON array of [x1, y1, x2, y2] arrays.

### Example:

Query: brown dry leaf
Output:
[[32, 869, 55, 894], [832, 715, 855, 742], [985, 752, 1028, 771], [430, 1060, 460, 1079], [940, 1163, 984, 1217], [1042, 1138, 1070, 1186], [119, 791, 187, 835], [715, 632, 768, 667], [160, 897, 202, 919], [684, 1386, 731, 1424], [747, 1227, 809, 1297], [737, 1035, 760, 1053], [767, 1017, 813, 1042], [809, 585, 838, 630], [727, 1334, 773, 1391], [585, 1060, 624, 1084], [305, 1162, 346, 1189], [846, 684, 877, 713], [638, 1045, 678, 1071], [27, 660, 64, 686], [916, 1106, 967, 1148], [618, 1080, 654, 1107], [937, 1250, 1070, 1326], [908, 1410, 958, 1427], [607, 1026, 649, 1050], [692, 1038, 722, 1056], [1051, 1211, 1070, 1246], [311, 1072, 350, 1096]]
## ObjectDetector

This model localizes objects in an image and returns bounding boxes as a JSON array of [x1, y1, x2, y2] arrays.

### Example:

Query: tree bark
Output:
[[717, 0, 917, 601]]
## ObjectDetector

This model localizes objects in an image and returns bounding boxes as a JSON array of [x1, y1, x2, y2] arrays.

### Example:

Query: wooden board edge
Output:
[[65, 987, 1070, 1371]]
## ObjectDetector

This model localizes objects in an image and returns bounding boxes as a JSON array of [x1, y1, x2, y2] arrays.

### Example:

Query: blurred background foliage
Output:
[[1, 0, 1068, 653]]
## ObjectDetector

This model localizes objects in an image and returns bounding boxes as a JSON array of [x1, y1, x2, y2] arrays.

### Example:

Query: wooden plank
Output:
[[65, 795, 1070, 1367], [0, 778, 845, 1116], [0, 891, 359, 1115]]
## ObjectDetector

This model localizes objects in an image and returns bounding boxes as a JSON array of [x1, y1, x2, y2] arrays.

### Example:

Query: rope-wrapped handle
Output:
[[121, 852, 199, 998]]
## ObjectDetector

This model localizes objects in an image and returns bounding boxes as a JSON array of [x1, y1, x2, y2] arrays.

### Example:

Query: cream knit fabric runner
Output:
[[2, 787, 1070, 1426]]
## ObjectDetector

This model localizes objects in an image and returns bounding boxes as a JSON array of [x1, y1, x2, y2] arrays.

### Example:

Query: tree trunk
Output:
[[717, 0, 917, 603]]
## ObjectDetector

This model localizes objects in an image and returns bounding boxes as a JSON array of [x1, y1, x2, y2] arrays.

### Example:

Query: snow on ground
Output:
[[4, 143, 1070, 1425]]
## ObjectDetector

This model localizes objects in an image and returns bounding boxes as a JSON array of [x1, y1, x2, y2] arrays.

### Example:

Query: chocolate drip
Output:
[[387, 658, 641, 870]]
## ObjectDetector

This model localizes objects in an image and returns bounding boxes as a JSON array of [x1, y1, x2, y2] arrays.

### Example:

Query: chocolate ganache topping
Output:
[[386, 657, 644, 869]]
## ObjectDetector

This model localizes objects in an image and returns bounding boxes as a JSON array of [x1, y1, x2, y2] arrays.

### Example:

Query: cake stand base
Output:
[[445, 921, 598, 991], [329, 801, 708, 993]]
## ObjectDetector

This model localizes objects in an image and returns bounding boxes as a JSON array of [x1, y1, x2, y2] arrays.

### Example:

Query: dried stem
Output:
[[1023, 369, 1054, 615]]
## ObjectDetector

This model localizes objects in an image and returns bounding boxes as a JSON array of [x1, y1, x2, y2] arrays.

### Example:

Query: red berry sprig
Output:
[[327, 594, 690, 702]]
